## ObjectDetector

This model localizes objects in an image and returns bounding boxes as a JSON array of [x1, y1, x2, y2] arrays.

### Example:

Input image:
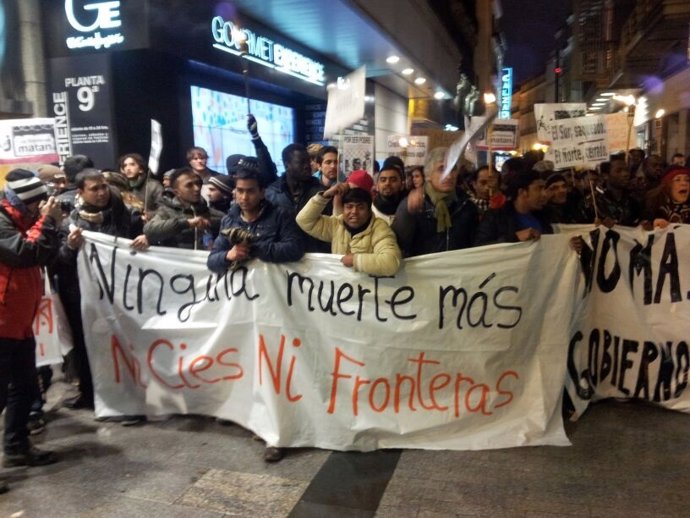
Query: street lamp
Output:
[[483, 92, 496, 171]]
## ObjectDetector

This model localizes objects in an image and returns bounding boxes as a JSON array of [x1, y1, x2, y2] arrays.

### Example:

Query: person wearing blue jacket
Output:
[[207, 167, 304, 273]]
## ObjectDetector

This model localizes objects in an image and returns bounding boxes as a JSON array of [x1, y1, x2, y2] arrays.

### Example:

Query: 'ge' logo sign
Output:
[[65, 0, 121, 33]]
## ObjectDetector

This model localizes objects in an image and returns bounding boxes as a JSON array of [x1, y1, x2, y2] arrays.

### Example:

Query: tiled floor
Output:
[[1, 379, 689, 517]]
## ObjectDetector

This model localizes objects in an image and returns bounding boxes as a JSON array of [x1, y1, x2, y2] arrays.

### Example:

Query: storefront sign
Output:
[[211, 16, 325, 86], [64, 0, 125, 50], [499, 67, 513, 119], [49, 54, 116, 166]]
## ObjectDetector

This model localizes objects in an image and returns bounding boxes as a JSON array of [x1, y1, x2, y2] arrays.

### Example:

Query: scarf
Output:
[[373, 193, 403, 216], [424, 182, 456, 232]]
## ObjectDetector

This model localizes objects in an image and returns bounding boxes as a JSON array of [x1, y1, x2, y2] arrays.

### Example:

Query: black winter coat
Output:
[[392, 192, 478, 257]]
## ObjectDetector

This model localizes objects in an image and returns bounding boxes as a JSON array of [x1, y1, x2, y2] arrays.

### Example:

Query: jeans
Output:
[[0, 337, 37, 453]]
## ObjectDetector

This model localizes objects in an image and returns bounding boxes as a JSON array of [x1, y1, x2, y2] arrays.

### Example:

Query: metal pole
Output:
[[239, 40, 251, 114]]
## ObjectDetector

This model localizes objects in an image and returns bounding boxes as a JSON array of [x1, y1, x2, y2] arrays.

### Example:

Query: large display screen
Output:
[[190, 85, 294, 174]]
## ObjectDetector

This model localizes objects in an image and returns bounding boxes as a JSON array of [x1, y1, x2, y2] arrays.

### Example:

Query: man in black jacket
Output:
[[474, 170, 552, 246], [57, 169, 147, 410], [392, 147, 478, 257], [265, 143, 329, 253]]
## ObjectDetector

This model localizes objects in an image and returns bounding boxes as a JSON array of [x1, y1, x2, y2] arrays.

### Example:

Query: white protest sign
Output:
[[78, 231, 580, 452], [323, 67, 366, 139], [475, 119, 520, 151], [148, 119, 162, 175], [342, 134, 374, 175], [386, 135, 428, 167], [0, 118, 60, 168], [544, 115, 609, 169], [534, 103, 587, 144]]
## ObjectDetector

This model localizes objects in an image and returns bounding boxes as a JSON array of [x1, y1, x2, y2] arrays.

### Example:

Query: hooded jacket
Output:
[[144, 191, 222, 249], [0, 198, 60, 339]]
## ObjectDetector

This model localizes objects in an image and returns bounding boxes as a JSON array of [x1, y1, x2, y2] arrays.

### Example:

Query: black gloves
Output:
[[247, 114, 259, 140]]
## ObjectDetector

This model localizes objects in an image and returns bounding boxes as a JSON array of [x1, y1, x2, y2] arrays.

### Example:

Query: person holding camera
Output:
[[207, 164, 304, 274], [206, 164, 303, 464], [0, 170, 63, 484]]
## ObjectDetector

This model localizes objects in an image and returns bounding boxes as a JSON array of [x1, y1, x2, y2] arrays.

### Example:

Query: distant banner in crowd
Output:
[[386, 135, 428, 167], [565, 224, 690, 417], [604, 112, 629, 154], [475, 119, 520, 151], [534, 103, 587, 145], [78, 232, 581, 452], [544, 115, 609, 170]]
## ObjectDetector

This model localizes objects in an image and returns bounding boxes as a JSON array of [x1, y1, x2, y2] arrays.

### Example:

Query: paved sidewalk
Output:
[[0, 378, 689, 517]]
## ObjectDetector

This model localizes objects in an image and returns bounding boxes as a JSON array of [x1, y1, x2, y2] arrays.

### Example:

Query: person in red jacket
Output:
[[0, 169, 62, 485]]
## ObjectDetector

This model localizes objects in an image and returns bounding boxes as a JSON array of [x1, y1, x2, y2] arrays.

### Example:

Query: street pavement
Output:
[[1, 376, 689, 517]]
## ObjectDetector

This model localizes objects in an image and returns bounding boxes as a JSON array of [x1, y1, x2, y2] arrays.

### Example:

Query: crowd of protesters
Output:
[[1, 111, 689, 488]]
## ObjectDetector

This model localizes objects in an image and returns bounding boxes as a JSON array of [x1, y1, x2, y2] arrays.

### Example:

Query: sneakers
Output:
[[3, 446, 57, 468], [263, 446, 284, 463], [27, 415, 46, 436], [62, 394, 94, 410]]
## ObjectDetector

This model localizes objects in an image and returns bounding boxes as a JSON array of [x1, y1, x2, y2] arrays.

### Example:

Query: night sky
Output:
[[500, 0, 573, 85]]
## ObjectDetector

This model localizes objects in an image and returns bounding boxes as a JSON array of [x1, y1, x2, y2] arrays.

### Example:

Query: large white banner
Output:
[[78, 232, 581, 451], [566, 225, 690, 416]]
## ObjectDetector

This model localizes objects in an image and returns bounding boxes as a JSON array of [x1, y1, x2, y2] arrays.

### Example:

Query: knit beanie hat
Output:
[[5, 169, 49, 205], [662, 166, 690, 185], [347, 170, 374, 193], [208, 174, 234, 196]]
